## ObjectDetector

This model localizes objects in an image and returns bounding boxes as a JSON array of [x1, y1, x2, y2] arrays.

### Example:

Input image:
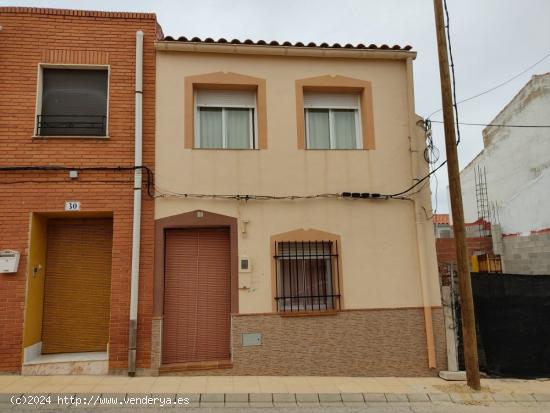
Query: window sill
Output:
[[32, 135, 110, 140], [303, 148, 369, 151], [278, 310, 339, 318], [191, 147, 260, 150]]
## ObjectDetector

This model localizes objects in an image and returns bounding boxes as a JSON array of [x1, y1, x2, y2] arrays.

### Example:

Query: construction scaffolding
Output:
[[474, 165, 491, 237]]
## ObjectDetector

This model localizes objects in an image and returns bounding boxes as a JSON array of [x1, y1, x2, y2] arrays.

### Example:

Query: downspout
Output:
[[128, 30, 143, 377], [405, 57, 437, 368]]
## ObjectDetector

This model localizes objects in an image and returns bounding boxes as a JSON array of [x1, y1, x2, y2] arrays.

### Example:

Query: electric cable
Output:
[[0, 165, 155, 198], [427, 52, 550, 120], [429, 120, 550, 128], [443, 0, 461, 145]]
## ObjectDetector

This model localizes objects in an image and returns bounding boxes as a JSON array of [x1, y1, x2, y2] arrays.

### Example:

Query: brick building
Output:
[[0, 7, 159, 375], [436, 237, 494, 286]]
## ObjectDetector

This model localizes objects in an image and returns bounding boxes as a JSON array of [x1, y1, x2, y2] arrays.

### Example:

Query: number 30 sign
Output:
[[65, 201, 81, 211]]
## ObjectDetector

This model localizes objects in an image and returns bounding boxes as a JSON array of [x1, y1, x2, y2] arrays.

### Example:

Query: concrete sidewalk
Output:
[[1, 375, 549, 396], [1, 376, 550, 409]]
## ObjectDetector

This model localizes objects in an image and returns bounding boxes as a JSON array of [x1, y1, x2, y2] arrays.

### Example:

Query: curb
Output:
[[2, 392, 549, 408]]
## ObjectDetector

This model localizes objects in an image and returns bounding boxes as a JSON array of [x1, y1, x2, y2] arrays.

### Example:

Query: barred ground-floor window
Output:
[[274, 240, 341, 312]]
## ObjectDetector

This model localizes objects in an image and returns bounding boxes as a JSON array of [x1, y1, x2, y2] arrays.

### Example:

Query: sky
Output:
[[4, 0, 550, 212]]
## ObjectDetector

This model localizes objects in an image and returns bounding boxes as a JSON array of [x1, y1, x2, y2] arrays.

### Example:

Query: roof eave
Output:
[[155, 41, 417, 60]]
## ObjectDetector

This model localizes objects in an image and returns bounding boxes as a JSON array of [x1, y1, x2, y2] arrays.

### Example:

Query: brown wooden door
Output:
[[41, 218, 112, 354], [163, 228, 231, 365]]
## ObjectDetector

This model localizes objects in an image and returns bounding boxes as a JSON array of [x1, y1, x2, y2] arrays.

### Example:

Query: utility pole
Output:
[[433, 0, 481, 390]]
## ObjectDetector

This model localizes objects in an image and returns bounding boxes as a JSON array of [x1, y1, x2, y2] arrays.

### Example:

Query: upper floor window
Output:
[[304, 92, 362, 149], [194, 89, 257, 149], [37, 68, 108, 137]]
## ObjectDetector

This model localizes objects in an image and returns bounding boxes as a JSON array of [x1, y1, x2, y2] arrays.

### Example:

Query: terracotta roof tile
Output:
[[161, 36, 413, 51], [433, 214, 450, 225]]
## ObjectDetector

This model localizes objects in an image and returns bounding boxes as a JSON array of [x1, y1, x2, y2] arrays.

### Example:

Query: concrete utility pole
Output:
[[432, 0, 481, 390]]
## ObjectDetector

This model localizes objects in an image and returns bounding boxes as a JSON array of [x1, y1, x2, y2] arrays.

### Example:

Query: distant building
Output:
[[459, 73, 550, 274], [433, 213, 453, 238]]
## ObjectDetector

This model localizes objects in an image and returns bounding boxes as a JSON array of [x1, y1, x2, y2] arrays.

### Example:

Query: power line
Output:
[[388, 160, 448, 198], [430, 120, 550, 128], [427, 51, 550, 120], [393, 0, 461, 200], [443, 0, 461, 144], [0, 165, 155, 198]]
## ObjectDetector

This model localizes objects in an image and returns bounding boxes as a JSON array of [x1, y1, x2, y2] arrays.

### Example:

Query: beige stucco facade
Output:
[[153, 42, 444, 375], [155, 45, 440, 311]]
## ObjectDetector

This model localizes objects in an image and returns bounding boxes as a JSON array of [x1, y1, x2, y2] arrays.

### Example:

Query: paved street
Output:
[[1, 402, 550, 412], [1, 392, 550, 412]]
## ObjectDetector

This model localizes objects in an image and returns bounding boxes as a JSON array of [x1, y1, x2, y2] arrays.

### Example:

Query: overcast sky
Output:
[[6, 0, 550, 212]]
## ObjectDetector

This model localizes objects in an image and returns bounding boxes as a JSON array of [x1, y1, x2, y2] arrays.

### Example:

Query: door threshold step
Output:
[[24, 351, 108, 365], [160, 359, 233, 373], [22, 352, 108, 375]]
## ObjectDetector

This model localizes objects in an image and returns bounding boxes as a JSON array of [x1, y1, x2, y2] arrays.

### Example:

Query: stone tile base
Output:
[[153, 306, 446, 376]]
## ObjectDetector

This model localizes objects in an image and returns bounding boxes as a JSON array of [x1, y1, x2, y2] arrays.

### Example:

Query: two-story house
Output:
[[0, 7, 159, 376], [152, 36, 445, 376]]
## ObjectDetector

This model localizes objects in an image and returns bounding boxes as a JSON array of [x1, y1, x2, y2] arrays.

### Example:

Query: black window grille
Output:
[[36, 114, 107, 136], [274, 240, 340, 312]]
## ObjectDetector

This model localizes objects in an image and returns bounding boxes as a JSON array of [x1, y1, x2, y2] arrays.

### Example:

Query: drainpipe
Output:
[[128, 30, 143, 377], [405, 57, 437, 368]]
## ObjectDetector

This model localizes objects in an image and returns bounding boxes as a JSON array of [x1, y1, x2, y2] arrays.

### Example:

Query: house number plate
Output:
[[65, 201, 81, 211]]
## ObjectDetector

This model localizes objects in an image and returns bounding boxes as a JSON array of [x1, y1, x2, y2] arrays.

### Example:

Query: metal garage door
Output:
[[41, 218, 113, 354], [163, 228, 231, 365]]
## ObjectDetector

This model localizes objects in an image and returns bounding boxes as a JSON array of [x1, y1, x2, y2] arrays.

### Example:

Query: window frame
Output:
[[184, 72, 267, 150], [34, 63, 111, 139], [275, 241, 337, 312], [304, 106, 363, 150], [193, 90, 258, 149], [295, 75, 375, 150]]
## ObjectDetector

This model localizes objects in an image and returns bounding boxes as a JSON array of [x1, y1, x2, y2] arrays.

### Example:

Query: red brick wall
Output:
[[0, 7, 157, 373], [436, 237, 494, 285]]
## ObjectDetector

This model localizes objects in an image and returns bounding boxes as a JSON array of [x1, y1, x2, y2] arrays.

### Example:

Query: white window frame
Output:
[[304, 92, 363, 150], [34, 63, 111, 138], [194, 90, 258, 149]]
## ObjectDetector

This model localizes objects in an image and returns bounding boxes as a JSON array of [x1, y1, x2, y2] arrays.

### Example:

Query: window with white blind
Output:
[[194, 89, 257, 149], [304, 92, 362, 149]]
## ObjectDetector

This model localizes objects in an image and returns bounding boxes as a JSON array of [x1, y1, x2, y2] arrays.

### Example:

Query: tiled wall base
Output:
[[155, 307, 446, 376]]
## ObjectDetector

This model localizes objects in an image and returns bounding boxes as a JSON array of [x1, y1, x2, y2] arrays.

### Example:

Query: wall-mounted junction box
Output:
[[240, 256, 252, 272], [242, 332, 262, 346]]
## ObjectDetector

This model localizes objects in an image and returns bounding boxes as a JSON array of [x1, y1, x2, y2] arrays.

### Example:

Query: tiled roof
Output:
[[161, 36, 413, 51], [433, 214, 450, 225], [465, 218, 491, 230]]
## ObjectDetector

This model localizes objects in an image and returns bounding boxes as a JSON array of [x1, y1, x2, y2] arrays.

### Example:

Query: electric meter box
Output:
[[0, 250, 20, 274]]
